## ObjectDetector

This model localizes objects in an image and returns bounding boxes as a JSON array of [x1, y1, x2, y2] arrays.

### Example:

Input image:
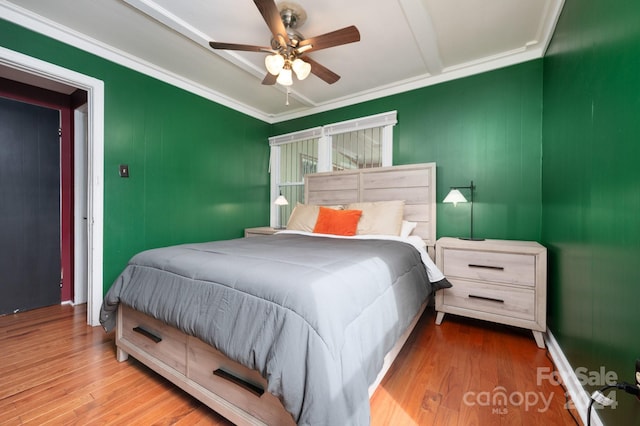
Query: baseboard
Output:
[[545, 329, 603, 426]]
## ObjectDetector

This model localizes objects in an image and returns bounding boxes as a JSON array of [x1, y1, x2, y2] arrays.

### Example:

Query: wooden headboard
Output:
[[304, 163, 437, 248]]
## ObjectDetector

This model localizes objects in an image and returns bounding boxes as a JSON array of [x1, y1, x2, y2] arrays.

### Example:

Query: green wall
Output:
[[272, 60, 544, 242], [0, 19, 271, 288], [543, 0, 640, 423]]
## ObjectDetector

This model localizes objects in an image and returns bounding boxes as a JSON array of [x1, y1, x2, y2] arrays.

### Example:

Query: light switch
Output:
[[119, 164, 129, 178]]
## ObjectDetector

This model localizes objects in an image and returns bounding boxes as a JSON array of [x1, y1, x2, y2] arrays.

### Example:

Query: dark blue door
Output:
[[0, 96, 60, 314]]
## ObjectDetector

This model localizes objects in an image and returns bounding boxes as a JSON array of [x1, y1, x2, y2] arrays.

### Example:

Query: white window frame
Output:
[[268, 111, 397, 227]]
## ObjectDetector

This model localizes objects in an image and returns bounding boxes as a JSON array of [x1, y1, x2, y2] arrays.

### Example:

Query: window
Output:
[[269, 111, 397, 227]]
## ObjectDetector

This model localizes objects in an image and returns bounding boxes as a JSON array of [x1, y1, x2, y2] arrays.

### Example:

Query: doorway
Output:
[[0, 46, 104, 325], [0, 77, 88, 313]]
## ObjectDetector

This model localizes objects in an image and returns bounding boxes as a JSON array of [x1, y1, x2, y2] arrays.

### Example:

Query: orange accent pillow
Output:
[[313, 207, 362, 236]]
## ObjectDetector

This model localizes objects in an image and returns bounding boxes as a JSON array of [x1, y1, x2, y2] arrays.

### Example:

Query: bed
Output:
[[100, 163, 449, 425]]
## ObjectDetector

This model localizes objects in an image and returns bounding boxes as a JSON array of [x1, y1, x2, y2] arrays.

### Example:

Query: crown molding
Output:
[[1, 0, 562, 125], [0, 1, 273, 122]]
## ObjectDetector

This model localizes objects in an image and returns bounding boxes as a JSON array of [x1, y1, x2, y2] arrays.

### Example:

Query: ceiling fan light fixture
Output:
[[276, 67, 293, 86], [265, 54, 285, 75], [208, 0, 361, 87], [292, 58, 311, 80]]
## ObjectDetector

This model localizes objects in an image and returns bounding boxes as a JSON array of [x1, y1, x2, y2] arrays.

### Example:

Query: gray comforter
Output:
[[100, 233, 446, 425]]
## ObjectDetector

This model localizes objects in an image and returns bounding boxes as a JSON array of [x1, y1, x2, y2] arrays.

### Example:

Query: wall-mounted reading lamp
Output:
[[274, 193, 289, 229], [443, 180, 484, 241]]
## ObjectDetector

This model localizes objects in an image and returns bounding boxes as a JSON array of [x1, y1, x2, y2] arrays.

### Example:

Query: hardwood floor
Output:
[[0, 304, 581, 425]]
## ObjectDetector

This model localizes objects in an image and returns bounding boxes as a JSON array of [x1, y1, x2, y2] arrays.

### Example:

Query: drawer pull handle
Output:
[[132, 326, 162, 343], [469, 294, 505, 304], [213, 368, 264, 397], [468, 264, 505, 271]]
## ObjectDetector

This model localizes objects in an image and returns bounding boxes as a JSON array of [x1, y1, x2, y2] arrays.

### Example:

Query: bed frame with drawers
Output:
[[115, 163, 437, 425]]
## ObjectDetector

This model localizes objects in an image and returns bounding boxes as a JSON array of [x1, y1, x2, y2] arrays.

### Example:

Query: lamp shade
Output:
[[443, 189, 467, 206], [276, 68, 293, 86], [274, 194, 289, 206], [265, 54, 285, 75], [291, 58, 311, 80]]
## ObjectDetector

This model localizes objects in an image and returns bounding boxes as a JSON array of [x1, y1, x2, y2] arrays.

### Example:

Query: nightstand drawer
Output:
[[442, 248, 535, 287], [442, 279, 535, 321]]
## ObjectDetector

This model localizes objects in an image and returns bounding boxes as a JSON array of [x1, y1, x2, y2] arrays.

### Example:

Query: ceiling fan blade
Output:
[[262, 73, 277, 85], [209, 41, 270, 52], [303, 57, 340, 84], [253, 0, 290, 47], [298, 26, 360, 53]]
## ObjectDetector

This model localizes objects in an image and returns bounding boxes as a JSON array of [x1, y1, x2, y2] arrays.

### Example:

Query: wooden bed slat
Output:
[[361, 168, 431, 189], [306, 190, 359, 205], [305, 174, 358, 191]]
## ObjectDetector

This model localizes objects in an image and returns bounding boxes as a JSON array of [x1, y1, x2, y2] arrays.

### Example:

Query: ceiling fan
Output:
[[209, 0, 360, 87]]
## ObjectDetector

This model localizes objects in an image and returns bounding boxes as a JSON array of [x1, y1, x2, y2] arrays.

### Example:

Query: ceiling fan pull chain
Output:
[[285, 87, 290, 106]]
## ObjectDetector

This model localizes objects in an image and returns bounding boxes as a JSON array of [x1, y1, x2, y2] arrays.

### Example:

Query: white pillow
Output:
[[400, 220, 417, 238], [345, 200, 405, 236]]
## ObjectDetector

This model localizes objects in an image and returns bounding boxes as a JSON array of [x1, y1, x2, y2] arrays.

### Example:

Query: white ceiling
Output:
[[1, 0, 564, 123]]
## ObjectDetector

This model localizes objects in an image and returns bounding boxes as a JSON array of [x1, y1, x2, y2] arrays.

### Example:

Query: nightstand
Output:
[[434, 237, 547, 348], [244, 227, 278, 237]]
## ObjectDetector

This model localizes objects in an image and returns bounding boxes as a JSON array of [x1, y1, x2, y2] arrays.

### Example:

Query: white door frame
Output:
[[0, 46, 105, 326], [73, 104, 88, 306]]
